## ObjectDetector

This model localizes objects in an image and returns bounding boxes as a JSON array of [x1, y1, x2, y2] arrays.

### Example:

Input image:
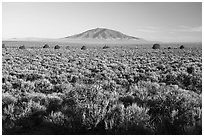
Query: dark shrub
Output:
[[102, 45, 110, 49], [54, 45, 60, 49], [81, 46, 86, 50], [180, 45, 184, 49], [168, 47, 171, 49], [66, 46, 70, 49], [19, 45, 25, 49], [157, 64, 165, 70], [152, 44, 160, 49], [2, 44, 5, 48], [43, 44, 49, 48], [26, 73, 43, 81], [119, 95, 135, 107], [187, 66, 194, 74]]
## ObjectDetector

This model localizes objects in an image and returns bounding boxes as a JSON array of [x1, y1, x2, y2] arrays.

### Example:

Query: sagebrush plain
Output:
[[2, 41, 202, 135]]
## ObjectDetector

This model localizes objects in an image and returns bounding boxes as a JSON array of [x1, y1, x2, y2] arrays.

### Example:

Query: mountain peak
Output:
[[65, 28, 141, 40]]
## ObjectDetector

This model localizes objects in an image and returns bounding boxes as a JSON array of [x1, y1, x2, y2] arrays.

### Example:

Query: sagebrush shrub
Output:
[[2, 93, 17, 105], [34, 79, 53, 93]]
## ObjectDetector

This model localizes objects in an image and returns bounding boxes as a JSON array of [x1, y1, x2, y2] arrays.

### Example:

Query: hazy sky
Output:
[[2, 2, 202, 42]]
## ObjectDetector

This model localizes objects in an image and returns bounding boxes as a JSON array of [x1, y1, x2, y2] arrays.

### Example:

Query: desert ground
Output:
[[2, 40, 202, 135]]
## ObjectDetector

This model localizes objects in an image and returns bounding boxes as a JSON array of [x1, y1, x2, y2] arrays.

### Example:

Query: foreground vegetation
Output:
[[2, 47, 202, 134]]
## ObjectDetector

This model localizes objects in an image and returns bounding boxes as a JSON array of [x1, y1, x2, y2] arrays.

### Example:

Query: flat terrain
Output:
[[2, 46, 202, 135], [2, 40, 202, 49]]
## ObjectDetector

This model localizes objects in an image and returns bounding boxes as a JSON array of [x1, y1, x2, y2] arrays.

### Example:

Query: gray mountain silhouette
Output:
[[65, 28, 141, 40]]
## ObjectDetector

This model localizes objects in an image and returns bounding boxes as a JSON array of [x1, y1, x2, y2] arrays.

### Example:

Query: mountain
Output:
[[65, 28, 142, 40], [4, 28, 151, 45]]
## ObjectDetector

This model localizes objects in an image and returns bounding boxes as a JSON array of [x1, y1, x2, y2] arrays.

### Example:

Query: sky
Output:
[[2, 2, 202, 42]]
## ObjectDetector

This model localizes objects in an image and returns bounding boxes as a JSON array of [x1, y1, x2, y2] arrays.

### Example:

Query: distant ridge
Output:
[[65, 28, 142, 40]]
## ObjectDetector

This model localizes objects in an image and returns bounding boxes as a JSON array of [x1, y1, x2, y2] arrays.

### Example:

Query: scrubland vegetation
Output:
[[2, 46, 202, 134]]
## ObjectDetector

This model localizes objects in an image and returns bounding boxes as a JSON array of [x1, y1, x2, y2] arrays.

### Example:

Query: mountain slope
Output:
[[65, 28, 141, 40]]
